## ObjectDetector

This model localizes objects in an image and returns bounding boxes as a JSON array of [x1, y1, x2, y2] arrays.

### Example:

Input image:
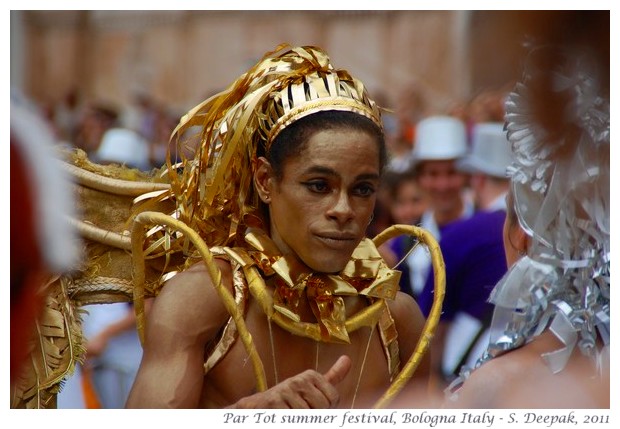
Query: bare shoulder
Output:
[[387, 291, 429, 374], [387, 291, 425, 335], [157, 258, 233, 303], [449, 348, 525, 408], [146, 258, 234, 344], [451, 332, 609, 408], [127, 258, 235, 408]]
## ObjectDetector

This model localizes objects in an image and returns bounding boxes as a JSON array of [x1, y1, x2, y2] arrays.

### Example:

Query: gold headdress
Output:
[[166, 44, 382, 249]]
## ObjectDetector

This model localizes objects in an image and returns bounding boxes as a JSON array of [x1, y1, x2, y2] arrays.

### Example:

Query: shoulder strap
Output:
[[203, 248, 250, 373]]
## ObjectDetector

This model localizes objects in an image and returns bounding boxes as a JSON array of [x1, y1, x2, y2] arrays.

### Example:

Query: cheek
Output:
[[271, 193, 321, 231], [448, 174, 466, 190], [358, 195, 377, 215], [411, 203, 425, 216], [417, 175, 433, 190]]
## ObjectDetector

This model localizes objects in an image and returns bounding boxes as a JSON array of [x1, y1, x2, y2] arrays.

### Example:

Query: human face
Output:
[[260, 129, 380, 273], [392, 180, 427, 225], [417, 159, 467, 218]]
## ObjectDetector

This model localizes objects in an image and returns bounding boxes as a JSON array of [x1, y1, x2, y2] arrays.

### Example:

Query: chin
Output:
[[437, 202, 459, 214], [305, 256, 350, 274]]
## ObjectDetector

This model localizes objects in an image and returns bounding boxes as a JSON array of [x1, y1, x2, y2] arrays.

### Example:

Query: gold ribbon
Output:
[[243, 228, 400, 343]]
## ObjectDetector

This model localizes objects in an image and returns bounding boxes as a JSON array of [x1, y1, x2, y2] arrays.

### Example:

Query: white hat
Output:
[[95, 128, 150, 170], [457, 122, 513, 178], [412, 116, 467, 163]]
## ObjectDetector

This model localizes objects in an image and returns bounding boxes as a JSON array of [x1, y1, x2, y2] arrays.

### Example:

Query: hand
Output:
[[232, 355, 352, 409]]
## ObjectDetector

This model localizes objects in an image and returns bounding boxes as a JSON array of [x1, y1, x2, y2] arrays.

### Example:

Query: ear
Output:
[[253, 157, 274, 204]]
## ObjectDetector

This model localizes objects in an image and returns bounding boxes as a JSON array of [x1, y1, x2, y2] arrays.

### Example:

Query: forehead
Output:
[[417, 159, 459, 174], [397, 180, 422, 194], [286, 128, 381, 171]]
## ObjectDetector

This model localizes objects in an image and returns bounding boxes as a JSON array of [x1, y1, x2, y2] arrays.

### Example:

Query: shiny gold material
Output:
[[371, 224, 445, 409], [203, 248, 250, 375], [241, 228, 399, 343], [202, 247, 401, 385]]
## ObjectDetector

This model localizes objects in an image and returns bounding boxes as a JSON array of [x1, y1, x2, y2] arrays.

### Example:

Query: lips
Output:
[[314, 232, 358, 250]]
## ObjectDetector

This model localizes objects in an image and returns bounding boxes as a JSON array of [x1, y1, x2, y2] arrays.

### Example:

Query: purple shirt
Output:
[[418, 209, 508, 322]]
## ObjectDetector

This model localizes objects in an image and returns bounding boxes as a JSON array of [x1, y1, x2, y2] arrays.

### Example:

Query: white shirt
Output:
[[405, 198, 475, 296]]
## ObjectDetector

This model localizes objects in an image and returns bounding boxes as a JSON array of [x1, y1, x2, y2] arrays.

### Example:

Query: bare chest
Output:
[[200, 298, 392, 408]]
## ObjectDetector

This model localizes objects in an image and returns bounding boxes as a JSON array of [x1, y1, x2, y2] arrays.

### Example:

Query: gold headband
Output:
[[263, 71, 382, 147], [166, 44, 383, 248]]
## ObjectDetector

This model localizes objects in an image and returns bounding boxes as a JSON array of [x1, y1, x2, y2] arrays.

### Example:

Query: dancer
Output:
[[123, 45, 434, 408]]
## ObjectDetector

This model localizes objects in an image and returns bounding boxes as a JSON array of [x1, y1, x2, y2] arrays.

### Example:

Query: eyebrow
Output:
[[301, 165, 380, 181]]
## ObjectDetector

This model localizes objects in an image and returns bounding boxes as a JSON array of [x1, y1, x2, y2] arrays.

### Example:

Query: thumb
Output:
[[323, 355, 352, 385]]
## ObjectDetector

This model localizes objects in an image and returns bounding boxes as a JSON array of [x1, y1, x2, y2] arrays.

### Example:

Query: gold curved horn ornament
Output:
[[372, 225, 445, 408]]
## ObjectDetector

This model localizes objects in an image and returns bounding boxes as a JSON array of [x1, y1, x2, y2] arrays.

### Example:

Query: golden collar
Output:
[[241, 228, 400, 343]]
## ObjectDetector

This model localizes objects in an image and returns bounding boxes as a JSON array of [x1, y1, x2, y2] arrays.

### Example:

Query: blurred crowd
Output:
[[40, 81, 509, 175], [41, 89, 185, 171]]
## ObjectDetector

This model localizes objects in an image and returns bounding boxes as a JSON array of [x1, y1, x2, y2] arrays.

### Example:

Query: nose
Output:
[[434, 174, 454, 193], [327, 190, 355, 224]]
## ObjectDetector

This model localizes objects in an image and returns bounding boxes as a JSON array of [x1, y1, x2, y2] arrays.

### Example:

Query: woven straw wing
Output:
[[11, 149, 184, 408]]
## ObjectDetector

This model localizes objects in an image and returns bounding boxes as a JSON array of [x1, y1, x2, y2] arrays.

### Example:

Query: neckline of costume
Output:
[[242, 227, 400, 343]]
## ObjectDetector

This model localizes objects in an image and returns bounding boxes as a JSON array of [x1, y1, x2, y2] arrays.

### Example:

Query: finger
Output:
[[300, 384, 333, 409], [285, 394, 311, 409], [323, 355, 352, 385]]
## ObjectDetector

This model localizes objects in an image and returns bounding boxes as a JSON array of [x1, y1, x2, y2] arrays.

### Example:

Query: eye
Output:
[[303, 180, 330, 193], [353, 182, 376, 198]]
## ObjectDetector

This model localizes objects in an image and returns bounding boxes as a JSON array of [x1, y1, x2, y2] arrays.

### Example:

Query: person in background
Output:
[[74, 102, 120, 156], [401, 116, 472, 299], [122, 91, 160, 145], [149, 109, 181, 167], [449, 12, 609, 407], [381, 168, 428, 287], [94, 127, 152, 171], [418, 122, 513, 391], [57, 300, 151, 409], [54, 88, 83, 145]]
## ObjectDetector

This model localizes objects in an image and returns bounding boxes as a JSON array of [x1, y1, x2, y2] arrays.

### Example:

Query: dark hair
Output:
[[383, 167, 420, 201], [263, 110, 386, 180], [91, 104, 120, 128]]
